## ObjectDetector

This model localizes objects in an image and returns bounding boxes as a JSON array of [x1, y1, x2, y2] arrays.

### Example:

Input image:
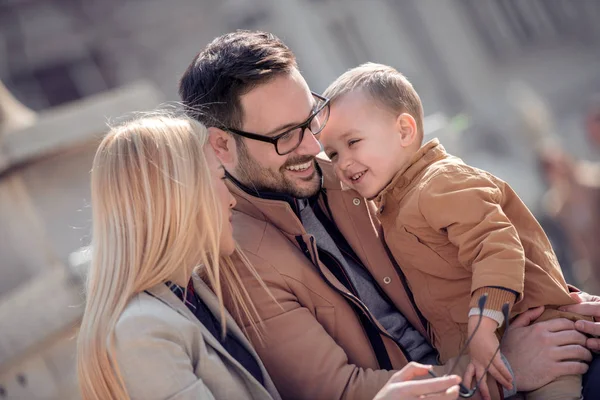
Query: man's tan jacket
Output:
[[226, 159, 500, 400]]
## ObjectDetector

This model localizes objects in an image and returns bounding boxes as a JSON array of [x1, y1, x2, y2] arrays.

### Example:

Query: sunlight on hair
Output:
[[77, 111, 270, 400]]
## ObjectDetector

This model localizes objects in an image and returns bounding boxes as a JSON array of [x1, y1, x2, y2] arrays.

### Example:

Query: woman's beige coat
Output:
[[113, 276, 281, 400]]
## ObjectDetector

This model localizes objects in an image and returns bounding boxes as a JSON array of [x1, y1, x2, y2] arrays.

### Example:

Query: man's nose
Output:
[[295, 129, 322, 156]]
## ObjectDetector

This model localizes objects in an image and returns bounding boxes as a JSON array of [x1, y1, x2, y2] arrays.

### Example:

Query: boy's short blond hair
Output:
[[323, 63, 424, 143]]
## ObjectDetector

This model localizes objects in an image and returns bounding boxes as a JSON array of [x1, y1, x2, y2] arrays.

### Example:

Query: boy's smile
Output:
[[320, 90, 419, 199]]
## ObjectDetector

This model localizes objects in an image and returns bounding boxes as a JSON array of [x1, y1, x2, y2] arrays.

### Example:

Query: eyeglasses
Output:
[[428, 294, 511, 398], [224, 92, 330, 155]]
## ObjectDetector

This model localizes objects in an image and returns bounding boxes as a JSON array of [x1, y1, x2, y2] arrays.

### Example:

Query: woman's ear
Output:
[[395, 113, 418, 147], [208, 127, 237, 166]]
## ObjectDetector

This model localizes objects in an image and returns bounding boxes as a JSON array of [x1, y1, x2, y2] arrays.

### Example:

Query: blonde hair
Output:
[[77, 114, 265, 400], [323, 62, 424, 143]]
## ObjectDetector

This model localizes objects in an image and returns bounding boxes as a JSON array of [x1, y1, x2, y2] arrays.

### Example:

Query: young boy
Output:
[[319, 62, 589, 400]]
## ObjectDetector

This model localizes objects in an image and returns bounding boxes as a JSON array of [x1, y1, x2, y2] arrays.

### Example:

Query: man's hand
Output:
[[501, 306, 591, 391], [373, 362, 461, 400], [560, 294, 600, 351], [466, 315, 512, 400]]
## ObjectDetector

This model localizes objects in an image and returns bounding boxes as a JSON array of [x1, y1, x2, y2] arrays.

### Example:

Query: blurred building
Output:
[[2, 0, 600, 203], [1, 0, 599, 398], [0, 81, 162, 398]]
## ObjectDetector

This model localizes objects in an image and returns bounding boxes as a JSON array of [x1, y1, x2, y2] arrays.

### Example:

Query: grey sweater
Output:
[[299, 200, 438, 365]]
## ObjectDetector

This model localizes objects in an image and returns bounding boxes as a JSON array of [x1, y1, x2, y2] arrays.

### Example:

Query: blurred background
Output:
[[1, 0, 600, 398]]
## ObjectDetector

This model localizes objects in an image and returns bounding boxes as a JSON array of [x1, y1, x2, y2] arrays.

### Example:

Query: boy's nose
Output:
[[339, 155, 354, 170]]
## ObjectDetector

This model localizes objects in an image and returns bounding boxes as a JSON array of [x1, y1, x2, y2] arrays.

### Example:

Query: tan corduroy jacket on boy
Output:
[[375, 139, 585, 363]]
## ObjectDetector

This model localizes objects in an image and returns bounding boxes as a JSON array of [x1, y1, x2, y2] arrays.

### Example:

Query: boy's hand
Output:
[[467, 315, 513, 392]]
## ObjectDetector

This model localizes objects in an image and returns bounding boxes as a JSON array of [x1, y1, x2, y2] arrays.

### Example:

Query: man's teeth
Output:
[[351, 171, 365, 181], [286, 161, 312, 171]]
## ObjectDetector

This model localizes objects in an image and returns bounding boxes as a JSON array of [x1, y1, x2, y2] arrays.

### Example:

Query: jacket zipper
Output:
[[321, 188, 430, 339], [338, 247, 435, 363], [307, 237, 394, 340], [382, 242, 432, 343], [320, 249, 360, 298], [306, 237, 419, 366], [339, 246, 415, 324]]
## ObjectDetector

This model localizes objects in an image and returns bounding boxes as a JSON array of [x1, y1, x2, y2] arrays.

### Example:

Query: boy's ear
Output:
[[208, 127, 237, 166], [396, 113, 418, 147]]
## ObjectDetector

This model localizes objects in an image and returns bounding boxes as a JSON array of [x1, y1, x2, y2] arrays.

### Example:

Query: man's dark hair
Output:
[[179, 30, 297, 143]]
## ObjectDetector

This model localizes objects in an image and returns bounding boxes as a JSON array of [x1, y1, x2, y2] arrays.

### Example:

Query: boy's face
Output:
[[320, 91, 418, 199]]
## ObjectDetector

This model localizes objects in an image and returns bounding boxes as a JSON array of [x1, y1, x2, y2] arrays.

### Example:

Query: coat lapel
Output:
[[190, 276, 281, 400], [145, 283, 198, 322], [145, 280, 281, 400]]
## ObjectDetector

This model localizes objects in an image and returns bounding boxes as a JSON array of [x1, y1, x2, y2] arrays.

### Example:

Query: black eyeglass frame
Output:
[[223, 92, 330, 155], [427, 294, 511, 398]]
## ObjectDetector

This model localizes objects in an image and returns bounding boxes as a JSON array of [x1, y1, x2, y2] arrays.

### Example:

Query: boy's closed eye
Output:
[[326, 138, 362, 160]]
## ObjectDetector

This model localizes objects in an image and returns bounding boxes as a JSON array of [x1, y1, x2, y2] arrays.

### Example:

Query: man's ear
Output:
[[208, 127, 237, 166], [395, 113, 418, 147]]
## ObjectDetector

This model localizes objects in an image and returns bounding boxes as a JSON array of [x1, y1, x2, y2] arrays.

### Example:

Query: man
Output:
[[179, 31, 597, 399]]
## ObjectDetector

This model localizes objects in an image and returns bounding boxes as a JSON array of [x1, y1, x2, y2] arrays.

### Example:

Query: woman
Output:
[[76, 114, 460, 400]]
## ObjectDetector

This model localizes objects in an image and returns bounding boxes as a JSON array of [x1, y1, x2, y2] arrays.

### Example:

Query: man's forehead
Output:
[[239, 71, 313, 133]]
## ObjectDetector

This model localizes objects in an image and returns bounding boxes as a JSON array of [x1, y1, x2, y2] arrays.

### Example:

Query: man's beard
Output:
[[234, 143, 321, 198]]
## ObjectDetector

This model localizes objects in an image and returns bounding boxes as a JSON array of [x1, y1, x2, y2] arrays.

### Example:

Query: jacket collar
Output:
[[225, 158, 342, 236], [145, 278, 246, 351], [374, 138, 447, 211], [145, 277, 281, 400], [145, 277, 250, 350], [225, 171, 305, 217]]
